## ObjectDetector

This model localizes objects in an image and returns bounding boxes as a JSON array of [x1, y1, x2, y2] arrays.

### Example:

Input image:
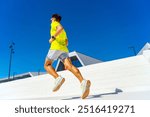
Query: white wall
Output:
[[0, 54, 150, 100]]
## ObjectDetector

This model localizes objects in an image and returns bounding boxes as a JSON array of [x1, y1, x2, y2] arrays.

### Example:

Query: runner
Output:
[[44, 14, 91, 99]]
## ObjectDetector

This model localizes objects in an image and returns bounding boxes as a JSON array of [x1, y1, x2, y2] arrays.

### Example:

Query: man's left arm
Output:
[[54, 25, 63, 37]]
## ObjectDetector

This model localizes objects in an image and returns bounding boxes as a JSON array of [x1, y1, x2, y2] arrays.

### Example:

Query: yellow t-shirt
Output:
[[50, 21, 69, 52]]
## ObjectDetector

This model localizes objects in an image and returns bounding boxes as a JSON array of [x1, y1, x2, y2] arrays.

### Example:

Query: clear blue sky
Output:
[[0, 0, 150, 78]]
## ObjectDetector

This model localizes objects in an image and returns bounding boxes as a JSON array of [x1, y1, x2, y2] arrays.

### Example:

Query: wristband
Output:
[[52, 36, 56, 39]]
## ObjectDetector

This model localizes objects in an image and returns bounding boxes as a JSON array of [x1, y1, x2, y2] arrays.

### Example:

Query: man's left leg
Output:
[[63, 58, 91, 99], [64, 58, 83, 83]]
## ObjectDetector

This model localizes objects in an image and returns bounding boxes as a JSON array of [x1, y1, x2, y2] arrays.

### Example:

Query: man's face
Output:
[[50, 17, 56, 22]]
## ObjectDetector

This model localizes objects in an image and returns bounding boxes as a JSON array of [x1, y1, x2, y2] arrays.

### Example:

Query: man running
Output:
[[44, 14, 91, 99]]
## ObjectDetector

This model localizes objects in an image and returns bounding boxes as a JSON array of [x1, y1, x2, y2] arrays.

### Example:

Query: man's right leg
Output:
[[44, 59, 65, 92], [44, 59, 59, 79]]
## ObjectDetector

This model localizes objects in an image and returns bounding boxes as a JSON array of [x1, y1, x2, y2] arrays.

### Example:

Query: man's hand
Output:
[[66, 39, 68, 46], [49, 38, 55, 43]]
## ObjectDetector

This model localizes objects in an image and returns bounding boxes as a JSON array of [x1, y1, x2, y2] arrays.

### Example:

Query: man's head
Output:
[[51, 14, 62, 22]]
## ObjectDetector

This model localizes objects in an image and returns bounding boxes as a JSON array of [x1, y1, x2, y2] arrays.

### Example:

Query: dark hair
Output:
[[52, 14, 62, 22]]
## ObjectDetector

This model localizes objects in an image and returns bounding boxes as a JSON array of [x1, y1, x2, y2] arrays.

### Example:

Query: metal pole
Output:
[[8, 49, 12, 79], [8, 42, 15, 79]]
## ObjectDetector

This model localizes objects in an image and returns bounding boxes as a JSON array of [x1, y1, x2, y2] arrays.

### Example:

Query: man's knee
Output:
[[44, 63, 47, 70], [65, 64, 80, 74], [44, 60, 52, 69], [65, 64, 72, 71]]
